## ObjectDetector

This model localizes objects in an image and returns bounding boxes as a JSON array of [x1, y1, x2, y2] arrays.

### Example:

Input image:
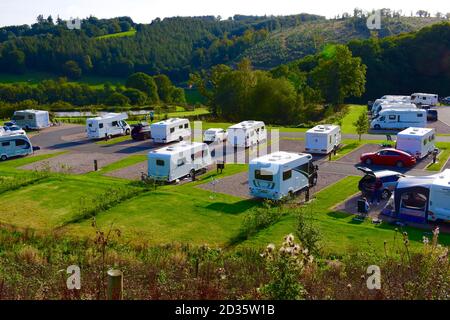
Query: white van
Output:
[[396, 127, 436, 159], [227, 121, 267, 148], [248, 151, 318, 200], [387, 170, 450, 222], [12, 110, 50, 130], [373, 102, 417, 117], [371, 108, 427, 130], [203, 128, 228, 143], [411, 93, 439, 106], [86, 113, 131, 139], [0, 132, 33, 161], [150, 118, 191, 144], [148, 142, 212, 182], [305, 125, 341, 154]]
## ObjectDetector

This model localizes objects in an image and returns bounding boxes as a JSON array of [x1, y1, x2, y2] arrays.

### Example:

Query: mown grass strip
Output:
[[426, 142, 450, 171]]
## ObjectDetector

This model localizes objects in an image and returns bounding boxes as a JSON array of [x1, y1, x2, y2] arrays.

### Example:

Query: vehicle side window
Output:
[[28, 115, 33, 119], [88, 123, 92, 127], [177, 158, 186, 167], [296, 163, 309, 174], [255, 169, 273, 182], [112, 121, 118, 127], [156, 159, 165, 166], [179, 125, 183, 129], [387, 151, 399, 156], [417, 113, 423, 117], [170, 127, 175, 133], [99, 123, 104, 129], [184, 123, 189, 129], [2, 141, 10, 147], [283, 170, 292, 181], [380, 116, 385, 121], [15, 139, 26, 146], [388, 115, 396, 120]]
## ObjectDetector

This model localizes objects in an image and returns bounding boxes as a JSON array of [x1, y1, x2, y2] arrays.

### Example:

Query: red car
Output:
[[360, 148, 416, 168]]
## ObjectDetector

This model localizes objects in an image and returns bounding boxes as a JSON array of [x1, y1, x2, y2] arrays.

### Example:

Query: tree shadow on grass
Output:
[[205, 199, 258, 214]]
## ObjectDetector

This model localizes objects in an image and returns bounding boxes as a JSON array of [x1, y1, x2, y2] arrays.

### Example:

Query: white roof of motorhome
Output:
[[412, 93, 438, 96], [0, 131, 28, 138], [398, 127, 434, 137], [14, 109, 48, 115], [379, 108, 424, 113], [228, 121, 264, 130], [397, 170, 450, 189], [152, 118, 188, 126], [88, 113, 127, 121], [306, 124, 339, 134], [250, 151, 312, 166], [149, 142, 206, 156]]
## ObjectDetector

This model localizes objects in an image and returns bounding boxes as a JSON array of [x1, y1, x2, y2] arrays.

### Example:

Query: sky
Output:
[[0, 0, 449, 27]]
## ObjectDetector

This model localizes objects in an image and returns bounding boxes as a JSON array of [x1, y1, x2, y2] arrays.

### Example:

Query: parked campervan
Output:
[[386, 169, 450, 222], [0, 132, 33, 161], [12, 110, 50, 130], [305, 125, 341, 154], [150, 118, 191, 144], [148, 142, 212, 182], [227, 121, 266, 148], [370, 108, 427, 130], [396, 127, 436, 159], [411, 93, 439, 106], [248, 151, 318, 200], [86, 113, 131, 139], [380, 95, 411, 101], [371, 98, 411, 114], [372, 102, 417, 117]]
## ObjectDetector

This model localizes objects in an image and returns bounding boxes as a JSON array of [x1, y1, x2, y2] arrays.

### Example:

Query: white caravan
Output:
[[388, 169, 450, 222], [396, 127, 436, 159], [305, 125, 341, 154], [372, 102, 417, 117], [371, 108, 427, 130], [227, 121, 267, 148], [248, 151, 318, 200], [12, 110, 50, 130], [148, 142, 212, 182], [371, 98, 411, 114], [150, 118, 191, 144], [86, 113, 131, 139], [411, 93, 439, 106], [0, 132, 33, 161], [203, 128, 228, 143]]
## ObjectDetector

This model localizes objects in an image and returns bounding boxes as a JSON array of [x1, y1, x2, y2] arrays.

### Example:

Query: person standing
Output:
[[149, 110, 155, 123], [371, 178, 382, 205]]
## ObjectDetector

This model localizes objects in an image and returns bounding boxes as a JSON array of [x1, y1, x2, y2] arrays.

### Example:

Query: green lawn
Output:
[[426, 142, 450, 171], [331, 139, 392, 161], [340, 104, 366, 134], [95, 135, 132, 145], [96, 29, 137, 40]]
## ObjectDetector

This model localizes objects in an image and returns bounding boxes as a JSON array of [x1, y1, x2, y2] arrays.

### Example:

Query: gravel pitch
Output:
[[105, 161, 147, 180], [20, 152, 126, 174]]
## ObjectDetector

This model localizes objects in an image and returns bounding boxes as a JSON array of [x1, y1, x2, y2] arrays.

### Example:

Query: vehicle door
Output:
[[387, 114, 398, 127], [374, 150, 387, 165], [384, 150, 401, 166], [14, 139, 31, 156]]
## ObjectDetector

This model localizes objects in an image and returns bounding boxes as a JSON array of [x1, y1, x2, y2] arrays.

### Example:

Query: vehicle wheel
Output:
[[189, 169, 195, 177], [374, 125, 381, 130], [108, 134, 113, 140], [0, 155, 7, 161], [288, 191, 295, 199], [125, 129, 130, 135], [396, 161, 404, 168], [381, 189, 391, 200], [365, 158, 373, 165]]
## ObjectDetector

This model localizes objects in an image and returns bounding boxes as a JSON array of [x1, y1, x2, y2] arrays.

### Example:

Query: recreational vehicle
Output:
[[305, 125, 341, 154], [0, 132, 33, 161], [227, 121, 266, 148], [386, 170, 450, 222], [396, 127, 436, 159], [248, 151, 318, 200], [411, 93, 439, 106], [380, 95, 411, 101], [86, 113, 131, 139], [12, 110, 50, 130], [150, 118, 191, 144], [371, 97, 411, 114], [370, 108, 427, 130], [148, 142, 212, 182], [203, 128, 228, 143], [372, 102, 417, 117]]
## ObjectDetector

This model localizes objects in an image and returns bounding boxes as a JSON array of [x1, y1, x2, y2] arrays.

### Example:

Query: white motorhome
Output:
[[387, 170, 450, 222], [86, 113, 131, 139], [411, 93, 439, 106], [203, 128, 228, 143], [148, 142, 212, 182], [371, 98, 411, 114], [372, 102, 417, 117], [380, 95, 411, 101], [150, 118, 191, 144], [0, 132, 33, 161], [396, 127, 436, 159], [305, 125, 341, 154], [227, 121, 267, 148], [12, 110, 50, 130], [248, 151, 318, 200], [371, 108, 427, 130]]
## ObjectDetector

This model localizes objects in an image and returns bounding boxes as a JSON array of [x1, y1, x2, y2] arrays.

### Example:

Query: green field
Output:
[[1, 152, 448, 255], [96, 29, 137, 40]]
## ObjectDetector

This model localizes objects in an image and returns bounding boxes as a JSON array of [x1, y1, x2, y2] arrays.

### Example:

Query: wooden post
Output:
[[94, 160, 98, 171], [107, 269, 123, 300]]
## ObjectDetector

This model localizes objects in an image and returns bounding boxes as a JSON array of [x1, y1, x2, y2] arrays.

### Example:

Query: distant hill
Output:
[[0, 14, 446, 81], [242, 17, 444, 68]]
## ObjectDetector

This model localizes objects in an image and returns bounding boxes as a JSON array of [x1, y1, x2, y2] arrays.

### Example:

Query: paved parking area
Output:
[[338, 144, 381, 164], [105, 161, 147, 180]]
